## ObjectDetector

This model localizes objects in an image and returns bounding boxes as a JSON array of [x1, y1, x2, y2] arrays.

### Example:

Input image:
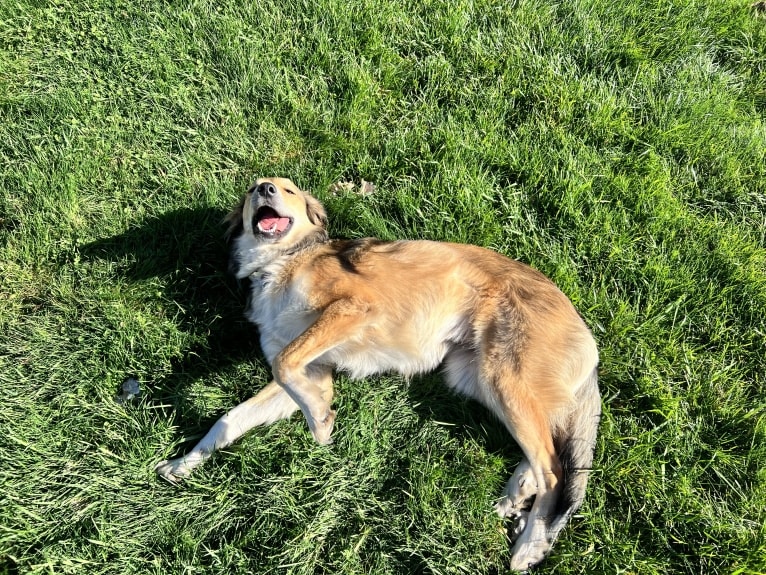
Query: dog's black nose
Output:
[[257, 182, 277, 197]]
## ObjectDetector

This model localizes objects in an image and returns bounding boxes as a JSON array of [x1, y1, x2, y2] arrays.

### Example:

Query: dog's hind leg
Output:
[[442, 347, 538, 538], [155, 380, 298, 482], [487, 378, 564, 571], [443, 348, 540, 541]]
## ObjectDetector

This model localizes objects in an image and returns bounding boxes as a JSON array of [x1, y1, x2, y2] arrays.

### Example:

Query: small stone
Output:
[[116, 378, 141, 404]]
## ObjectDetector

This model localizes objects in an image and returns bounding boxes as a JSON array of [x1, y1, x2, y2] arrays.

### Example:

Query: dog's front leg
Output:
[[274, 367, 336, 445], [273, 299, 367, 445], [155, 380, 298, 482]]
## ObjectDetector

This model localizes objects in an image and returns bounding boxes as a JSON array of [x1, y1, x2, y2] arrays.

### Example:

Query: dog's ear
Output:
[[305, 194, 327, 227], [223, 194, 247, 240]]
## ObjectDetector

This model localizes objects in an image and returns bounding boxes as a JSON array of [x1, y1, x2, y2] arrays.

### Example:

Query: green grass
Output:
[[1, 0, 765, 573]]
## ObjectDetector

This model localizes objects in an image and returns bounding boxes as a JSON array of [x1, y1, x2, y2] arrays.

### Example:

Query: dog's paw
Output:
[[510, 518, 550, 572], [494, 494, 533, 519], [494, 496, 510, 518], [510, 511, 529, 542], [155, 458, 193, 483], [510, 540, 548, 572], [312, 409, 336, 445], [496, 461, 537, 519], [494, 495, 515, 518]]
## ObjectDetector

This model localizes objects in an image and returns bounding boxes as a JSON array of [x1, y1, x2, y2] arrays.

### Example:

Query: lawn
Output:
[[1, 0, 765, 573]]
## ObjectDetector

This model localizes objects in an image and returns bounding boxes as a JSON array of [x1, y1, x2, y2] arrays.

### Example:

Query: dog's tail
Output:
[[548, 366, 601, 540]]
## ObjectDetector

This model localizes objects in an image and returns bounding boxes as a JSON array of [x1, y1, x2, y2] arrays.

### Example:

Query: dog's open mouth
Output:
[[254, 206, 293, 238]]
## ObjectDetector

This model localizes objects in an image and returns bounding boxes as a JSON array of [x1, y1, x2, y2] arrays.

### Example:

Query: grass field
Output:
[[1, 0, 765, 573]]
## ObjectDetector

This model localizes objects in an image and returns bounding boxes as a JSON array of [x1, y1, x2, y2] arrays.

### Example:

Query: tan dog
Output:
[[156, 177, 601, 570]]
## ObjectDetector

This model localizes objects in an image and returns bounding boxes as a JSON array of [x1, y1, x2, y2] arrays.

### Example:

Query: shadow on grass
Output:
[[80, 206, 262, 424], [407, 373, 522, 457]]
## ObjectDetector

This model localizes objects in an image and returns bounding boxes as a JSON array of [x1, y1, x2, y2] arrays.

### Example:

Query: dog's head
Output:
[[225, 177, 328, 278]]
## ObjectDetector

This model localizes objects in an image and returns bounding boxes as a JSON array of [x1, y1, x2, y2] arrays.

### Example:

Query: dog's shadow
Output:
[[80, 206, 261, 421], [406, 375, 519, 457]]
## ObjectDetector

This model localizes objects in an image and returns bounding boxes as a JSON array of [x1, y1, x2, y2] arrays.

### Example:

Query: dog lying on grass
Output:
[[156, 177, 600, 570]]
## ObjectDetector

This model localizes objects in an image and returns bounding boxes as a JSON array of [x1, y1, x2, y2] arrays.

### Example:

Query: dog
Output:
[[156, 177, 601, 571]]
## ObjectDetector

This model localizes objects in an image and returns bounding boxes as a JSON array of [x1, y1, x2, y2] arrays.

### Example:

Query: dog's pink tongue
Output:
[[259, 215, 290, 233]]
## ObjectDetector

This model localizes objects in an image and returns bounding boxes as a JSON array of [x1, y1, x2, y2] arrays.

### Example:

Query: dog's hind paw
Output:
[[510, 542, 548, 572], [496, 459, 537, 519], [510, 511, 529, 542], [155, 458, 193, 483], [510, 518, 551, 572], [494, 492, 534, 520]]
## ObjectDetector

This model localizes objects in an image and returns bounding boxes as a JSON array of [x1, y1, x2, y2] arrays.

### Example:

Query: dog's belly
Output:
[[323, 339, 450, 379], [321, 313, 469, 379], [257, 322, 450, 379]]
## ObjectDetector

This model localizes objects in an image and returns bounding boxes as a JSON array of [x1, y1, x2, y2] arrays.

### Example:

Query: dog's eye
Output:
[[286, 189, 296, 195]]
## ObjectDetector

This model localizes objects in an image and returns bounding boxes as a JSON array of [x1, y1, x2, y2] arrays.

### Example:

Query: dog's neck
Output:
[[232, 228, 330, 280]]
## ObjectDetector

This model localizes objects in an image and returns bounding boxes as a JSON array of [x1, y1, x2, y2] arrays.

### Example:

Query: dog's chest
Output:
[[245, 270, 317, 363]]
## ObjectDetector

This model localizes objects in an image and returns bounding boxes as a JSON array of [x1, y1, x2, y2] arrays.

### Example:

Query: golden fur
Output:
[[156, 177, 601, 570]]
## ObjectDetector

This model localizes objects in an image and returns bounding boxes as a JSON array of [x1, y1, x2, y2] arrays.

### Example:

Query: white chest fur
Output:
[[245, 266, 318, 365]]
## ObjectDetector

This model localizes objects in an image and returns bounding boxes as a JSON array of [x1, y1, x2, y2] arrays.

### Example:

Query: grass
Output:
[[1, 0, 765, 573]]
